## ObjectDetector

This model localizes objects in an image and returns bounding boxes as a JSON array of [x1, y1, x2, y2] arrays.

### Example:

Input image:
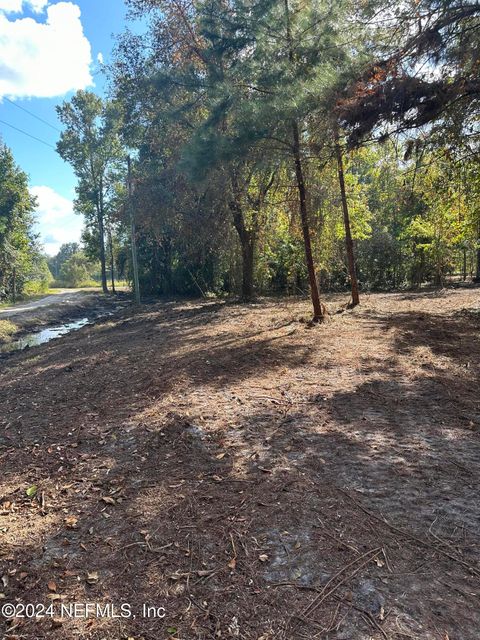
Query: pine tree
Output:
[[186, 0, 365, 318]]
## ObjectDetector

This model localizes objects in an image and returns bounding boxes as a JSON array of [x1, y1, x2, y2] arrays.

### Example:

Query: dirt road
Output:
[[1, 288, 479, 639], [0, 289, 91, 318]]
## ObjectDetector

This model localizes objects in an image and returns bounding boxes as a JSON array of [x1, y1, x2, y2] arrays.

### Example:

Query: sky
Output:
[[0, 0, 138, 255]]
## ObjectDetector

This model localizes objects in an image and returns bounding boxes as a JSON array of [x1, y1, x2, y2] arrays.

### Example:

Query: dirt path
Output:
[[0, 289, 91, 318], [0, 288, 479, 639]]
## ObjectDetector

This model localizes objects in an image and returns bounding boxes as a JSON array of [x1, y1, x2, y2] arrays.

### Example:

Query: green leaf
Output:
[[26, 485, 38, 498], [167, 628, 177, 635]]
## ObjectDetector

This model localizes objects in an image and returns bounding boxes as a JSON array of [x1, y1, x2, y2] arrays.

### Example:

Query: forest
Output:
[[3, 0, 477, 312], [0, 1, 480, 639]]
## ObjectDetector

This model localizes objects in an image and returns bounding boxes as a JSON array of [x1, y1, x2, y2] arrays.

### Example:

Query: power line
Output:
[[0, 118, 56, 149], [3, 96, 62, 133]]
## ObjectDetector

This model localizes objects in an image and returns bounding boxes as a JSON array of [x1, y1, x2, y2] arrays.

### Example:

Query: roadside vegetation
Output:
[[0, 145, 52, 302], [0, 319, 16, 341], [53, 0, 479, 315]]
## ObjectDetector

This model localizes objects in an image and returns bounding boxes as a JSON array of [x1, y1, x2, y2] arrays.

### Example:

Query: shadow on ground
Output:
[[1, 293, 480, 639]]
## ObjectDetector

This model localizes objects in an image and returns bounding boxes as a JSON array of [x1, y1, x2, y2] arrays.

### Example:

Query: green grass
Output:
[[0, 290, 57, 310], [0, 319, 17, 341]]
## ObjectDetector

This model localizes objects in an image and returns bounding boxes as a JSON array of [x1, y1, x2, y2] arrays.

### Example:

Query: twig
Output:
[[337, 487, 480, 578], [295, 547, 382, 623], [317, 517, 360, 554], [382, 546, 393, 573], [334, 595, 390, 639]]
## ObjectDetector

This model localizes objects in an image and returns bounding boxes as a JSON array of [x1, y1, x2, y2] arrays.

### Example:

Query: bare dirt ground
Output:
[[1, 287, 479, 640]]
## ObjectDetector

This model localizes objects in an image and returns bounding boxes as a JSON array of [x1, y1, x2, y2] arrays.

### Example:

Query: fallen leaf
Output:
[[48, 581, 57, 592], [64, 516, 78, 529], [101, 497, 116, 505], [228, 558, 237, 570], [215, 452, 226, 460], [258, 554, 269, 562]]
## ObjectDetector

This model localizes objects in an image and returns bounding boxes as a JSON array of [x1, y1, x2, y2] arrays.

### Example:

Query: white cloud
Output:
[[0, 2, 93, 99], [29, 0, 49, 11], [97, 52, 104, 65], [0, 1, 49, 14], [31, 185, 83, 255], [0, 1, 23, 11]]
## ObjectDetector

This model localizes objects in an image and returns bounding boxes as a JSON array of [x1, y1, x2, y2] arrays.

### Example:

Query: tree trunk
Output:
[[476, 235, 480, 282], [108, 226, 116, 294], [434, 259, 443, 287], [163, 236, 173, 295], [291, 120, 324, 321], [127, 156, 141, 304], [229, 194, 255, 301], [241, 235, 254, 301], [283, 0, 323, 320], [97, 213, 109, 294], [97, 183, 108, 294], [463, 247, 467, 281], [334, 128, 360, 307]]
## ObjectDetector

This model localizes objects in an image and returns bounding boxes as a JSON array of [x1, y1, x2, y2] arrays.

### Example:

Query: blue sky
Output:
[[0, 0, 139, 254]]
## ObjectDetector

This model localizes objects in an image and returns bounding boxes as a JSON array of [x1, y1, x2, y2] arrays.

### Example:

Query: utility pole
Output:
[[127, 156, 141, 305]]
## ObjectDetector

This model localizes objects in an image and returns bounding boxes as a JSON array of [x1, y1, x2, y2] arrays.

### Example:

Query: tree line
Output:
[[0, 144, 51, 302], [4, 1, 478, 311]]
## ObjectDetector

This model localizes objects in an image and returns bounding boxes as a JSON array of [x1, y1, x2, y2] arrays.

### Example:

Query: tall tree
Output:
[[56, 91, 124, 294], [48, 242, 80, 279], [0, 143, 37, 301], [177, 0, 365, 318]]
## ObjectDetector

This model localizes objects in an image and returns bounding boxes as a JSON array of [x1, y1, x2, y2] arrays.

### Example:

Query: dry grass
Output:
[[0, 319, 17, 341]]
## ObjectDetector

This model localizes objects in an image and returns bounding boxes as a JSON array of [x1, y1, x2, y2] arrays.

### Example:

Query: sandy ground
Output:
[[0, 287, 479, 640]]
